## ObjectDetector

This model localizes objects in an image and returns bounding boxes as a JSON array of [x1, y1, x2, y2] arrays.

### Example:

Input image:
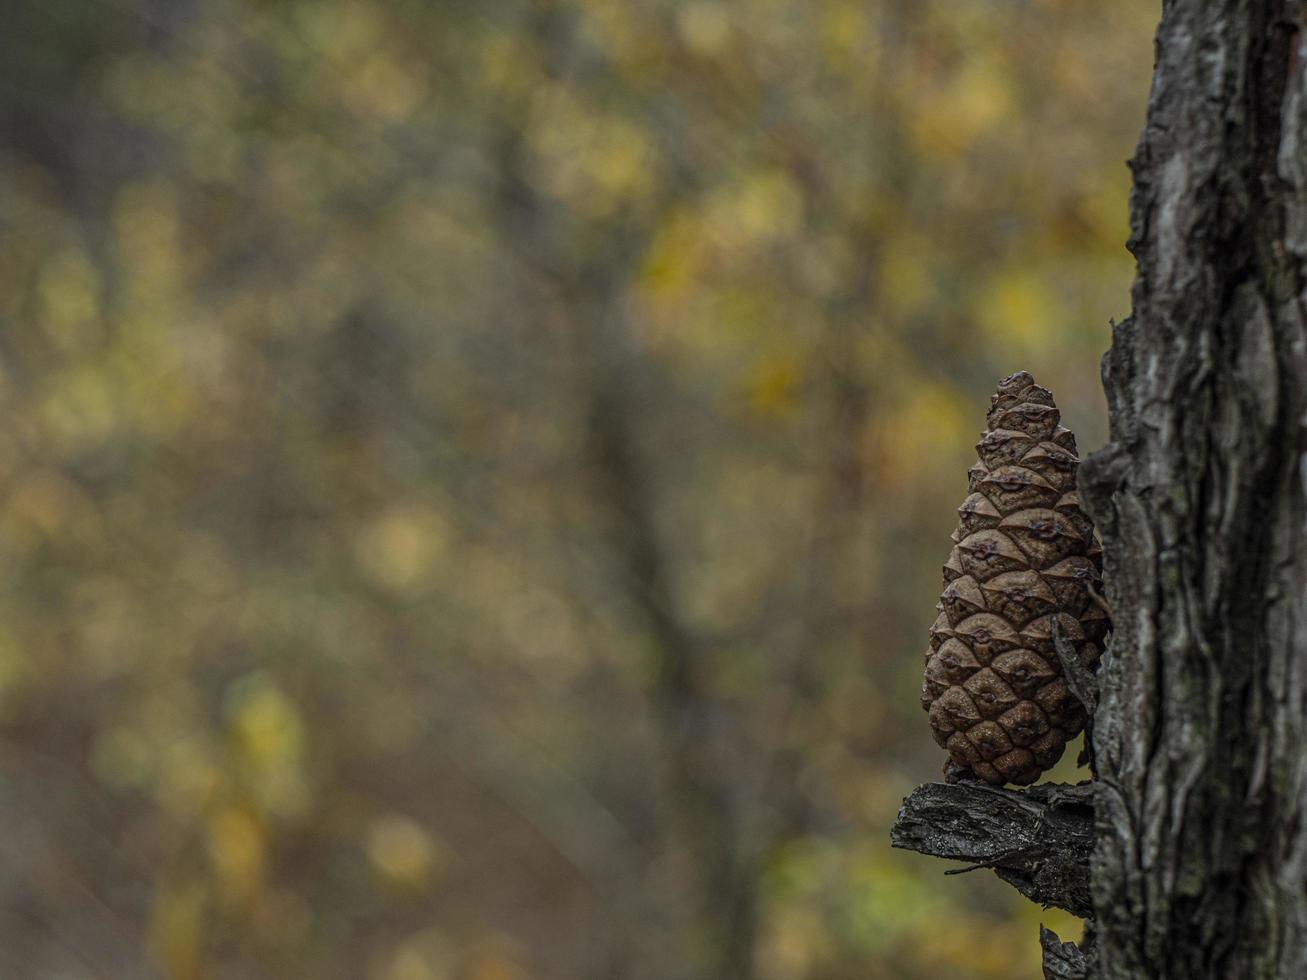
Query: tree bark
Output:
[[1078, 2, 1307, 977], [891, 782, 1095, 918]]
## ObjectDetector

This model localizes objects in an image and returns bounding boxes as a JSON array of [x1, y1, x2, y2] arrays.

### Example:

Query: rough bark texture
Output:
[[891, 781, 1095, 917], [1040, 925, 1092, 980], [1077, 1, 1307, 977]]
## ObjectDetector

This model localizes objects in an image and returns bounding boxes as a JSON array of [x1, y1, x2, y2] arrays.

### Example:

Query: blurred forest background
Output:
[[0, 1, 1154, 978]]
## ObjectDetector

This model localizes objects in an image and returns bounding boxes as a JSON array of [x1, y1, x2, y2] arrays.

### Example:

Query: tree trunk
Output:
[[1079, 2, 1307, 977], [894, 4, 1307, 977]]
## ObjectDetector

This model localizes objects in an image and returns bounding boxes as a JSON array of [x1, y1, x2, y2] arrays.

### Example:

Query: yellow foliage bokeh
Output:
[[0, 0, 1154, 977]]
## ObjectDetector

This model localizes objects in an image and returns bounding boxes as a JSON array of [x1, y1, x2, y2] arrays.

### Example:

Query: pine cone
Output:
[[922, 372, 1103, 785]]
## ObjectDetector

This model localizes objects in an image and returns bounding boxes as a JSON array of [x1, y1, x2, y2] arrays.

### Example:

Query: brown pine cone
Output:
[[921, 372, 1103, 785]]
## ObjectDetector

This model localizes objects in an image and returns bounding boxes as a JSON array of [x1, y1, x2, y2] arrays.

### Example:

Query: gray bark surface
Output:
[[1040, 925, 1092, 980], [1078, 1, 1307, 977], [891, 781, 1095, 918]]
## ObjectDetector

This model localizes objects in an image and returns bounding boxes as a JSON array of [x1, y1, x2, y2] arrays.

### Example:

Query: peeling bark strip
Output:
[[890, 782, 1095, 918], [1077, 1, 1307, 978]]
